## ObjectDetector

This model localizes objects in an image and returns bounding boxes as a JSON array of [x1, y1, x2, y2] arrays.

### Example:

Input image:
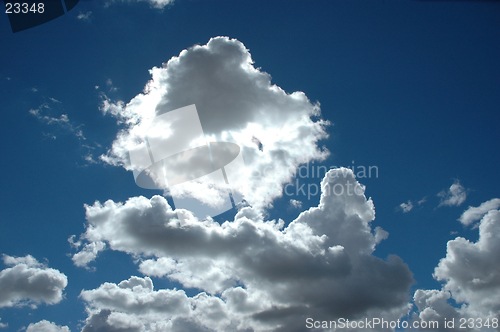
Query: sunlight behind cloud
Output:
[[100, 37, 329, 211]]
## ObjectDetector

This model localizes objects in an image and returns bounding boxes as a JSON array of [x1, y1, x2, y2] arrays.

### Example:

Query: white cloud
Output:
[[29, 102, 86, 140], [0, 318, 6, 329], [106, 0, 174, 9], [99, 37, 329, 212], [26, 320, 70, 332], [438, 180, 467, 207], [413, 199, 500, 331], [30, 108, 69, 125], [458, 198, 500, 226], [106, 78, 119, 92], [73, 168, 413, 331], [399, 197, 427, 213], [435, 209, 500, 315], [71, 241, 106, 269], [146, 0, 174, 8], [412, 289, 462, 331], [43, 133, 57, 140], [2, 254, 43, 267], [0, 255, 68, 308], [28, 97, 104, 164], [289, 199, 302, 209], [77, 11, 92, 21], [400, 200, 414, 213]]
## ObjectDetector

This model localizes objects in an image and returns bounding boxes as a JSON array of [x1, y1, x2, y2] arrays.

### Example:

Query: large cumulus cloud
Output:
[[99, 36, 329, 211], [73, 169, 414, 331], [77, 36, 419, 331]]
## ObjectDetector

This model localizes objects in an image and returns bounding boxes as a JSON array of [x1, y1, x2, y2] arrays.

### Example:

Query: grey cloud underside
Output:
[[0, 255, 67, 308], [100, 36, 329, 210], [83, 36, 427, 331], [82, 309, 141, 332], [73, 189, 500, 331], [74, 169, 414, 331], [413, 202, 500, 332]]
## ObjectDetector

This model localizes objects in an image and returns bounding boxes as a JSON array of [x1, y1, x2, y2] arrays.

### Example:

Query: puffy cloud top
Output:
[[73, 169, 413, 331], [435, 209, 500, 312], [100, 37, 329, 210], [413, 199, 500, 331], [0, 255, 68, 308], [73, 36, 420, 332], [26, 320, 70, 332]]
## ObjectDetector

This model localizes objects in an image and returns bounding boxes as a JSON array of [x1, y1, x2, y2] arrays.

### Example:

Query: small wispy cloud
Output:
[[146, 0, 174, 8], [28, 98, 104, 165], [30, 108, 67, 124], [399, 200, 414, 213], [106, 78, 119, 92], [29, 105, 85, 140], [77, 11, 92, 21], [42, 132, 57, 140], [438, 180, 467, 207], [398, 195, 427, 213], [22, 83, 103, 166], [106, 0, 174, 9], [84, 153, 99, 164], [289, 199, 302, 209]]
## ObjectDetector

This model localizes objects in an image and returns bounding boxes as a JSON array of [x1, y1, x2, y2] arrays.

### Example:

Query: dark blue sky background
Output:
[[1, 0, 499, 330]]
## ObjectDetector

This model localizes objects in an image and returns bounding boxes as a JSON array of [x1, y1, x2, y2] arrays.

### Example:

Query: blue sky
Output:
[[1, 0, 500, 331]]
